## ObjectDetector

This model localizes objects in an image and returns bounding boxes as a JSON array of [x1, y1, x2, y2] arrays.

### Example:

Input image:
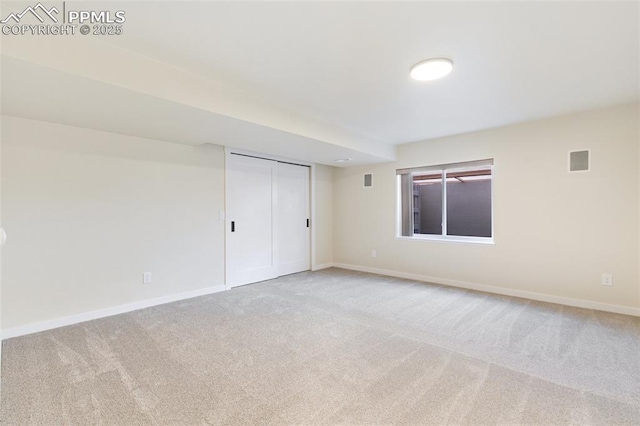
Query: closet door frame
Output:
[[224, 148, 316, 290]]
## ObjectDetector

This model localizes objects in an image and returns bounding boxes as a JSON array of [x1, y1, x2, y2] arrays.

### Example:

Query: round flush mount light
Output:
[[410, 58, 453, 81], [335, 158, 352, 163]]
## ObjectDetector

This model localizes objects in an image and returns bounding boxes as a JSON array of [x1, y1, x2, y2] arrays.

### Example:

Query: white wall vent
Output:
[[364, 173, 373, 187]]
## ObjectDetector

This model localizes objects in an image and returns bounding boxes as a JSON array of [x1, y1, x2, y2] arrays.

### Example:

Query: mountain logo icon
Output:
[[1, 3, 59, 24]]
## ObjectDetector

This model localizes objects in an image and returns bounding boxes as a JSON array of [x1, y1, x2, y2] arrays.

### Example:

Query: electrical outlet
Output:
[[371, 250, 377, 258], [143, 272, 152, 284], [602, 273, 613, 286]]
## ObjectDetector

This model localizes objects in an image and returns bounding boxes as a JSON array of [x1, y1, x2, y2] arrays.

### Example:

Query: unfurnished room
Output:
[[0, 1, 639, 425]]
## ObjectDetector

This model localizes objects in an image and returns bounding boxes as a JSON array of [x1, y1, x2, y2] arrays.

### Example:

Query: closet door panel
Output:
[[277, 163, 310, 276], [227, 154, 278, 287]]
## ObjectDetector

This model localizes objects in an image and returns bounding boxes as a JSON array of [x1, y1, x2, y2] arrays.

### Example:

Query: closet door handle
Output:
[[231, 221, 235, 232], [306, 219, 309, 228]]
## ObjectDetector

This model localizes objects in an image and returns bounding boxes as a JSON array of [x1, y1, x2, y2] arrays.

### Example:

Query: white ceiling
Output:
[[1, 56, 391, 166], [102, 1, 640, 143], [1, 1, 639, 165]]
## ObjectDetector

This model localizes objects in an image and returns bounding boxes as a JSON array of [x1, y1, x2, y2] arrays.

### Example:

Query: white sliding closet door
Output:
[[277, 163, 310, 276], [226, 153, 311, 288], [226, 154, 278, 288]]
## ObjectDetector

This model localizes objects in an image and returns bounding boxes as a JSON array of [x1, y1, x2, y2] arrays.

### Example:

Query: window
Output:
[[397, 159, 493, 242]]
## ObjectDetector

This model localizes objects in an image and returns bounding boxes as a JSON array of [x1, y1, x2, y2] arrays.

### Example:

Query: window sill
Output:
[[395, 235, 495, 245]]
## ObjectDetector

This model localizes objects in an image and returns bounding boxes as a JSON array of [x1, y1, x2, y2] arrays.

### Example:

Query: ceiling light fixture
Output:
[[335, 158, 352, 163], [410, 58, 453, 81]]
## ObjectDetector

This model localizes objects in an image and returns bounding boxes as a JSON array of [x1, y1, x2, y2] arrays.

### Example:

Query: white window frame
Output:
[[396, 159, 494, 245]]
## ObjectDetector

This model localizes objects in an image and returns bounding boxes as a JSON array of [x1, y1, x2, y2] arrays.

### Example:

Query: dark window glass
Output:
[[413, 172, 443, 235], [400, 162, 492, 239], [446, 168, 492, 237]]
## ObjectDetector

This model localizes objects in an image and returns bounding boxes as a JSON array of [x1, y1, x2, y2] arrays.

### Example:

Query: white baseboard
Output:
[[312, 262, 334, 271], [333, 263, 640, 317], [3, 264, 637, 341], [1, 285, 226, 340]]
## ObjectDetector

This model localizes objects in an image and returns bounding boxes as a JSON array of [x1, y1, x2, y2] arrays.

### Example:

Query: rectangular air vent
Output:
[[569, 150, 589, 172], [364, 173, 372, 187]]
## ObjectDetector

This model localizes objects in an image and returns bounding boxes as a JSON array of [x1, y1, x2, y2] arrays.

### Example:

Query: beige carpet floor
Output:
[[1, 268, 639, 425]]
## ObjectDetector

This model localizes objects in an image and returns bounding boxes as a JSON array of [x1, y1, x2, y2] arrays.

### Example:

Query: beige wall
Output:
[[1, 116, 336, 331], [0, 114, 3, 368], [2, 104, 637, 331], [1, 116, 227, 329], [333, 104, 640, 310], [313, 164, 334, 268]]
